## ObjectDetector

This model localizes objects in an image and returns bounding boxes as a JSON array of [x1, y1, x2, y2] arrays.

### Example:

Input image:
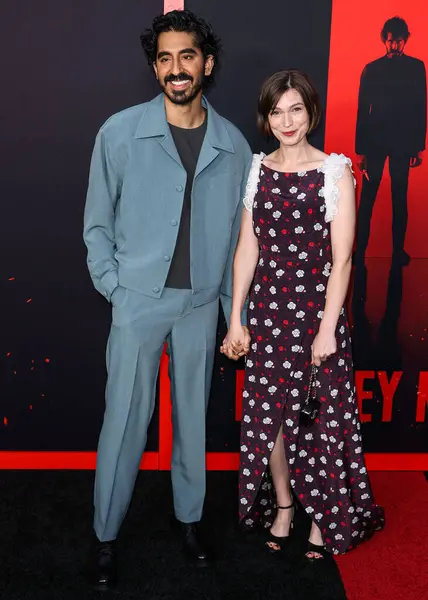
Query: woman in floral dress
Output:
[[221, 70, 384, 559]]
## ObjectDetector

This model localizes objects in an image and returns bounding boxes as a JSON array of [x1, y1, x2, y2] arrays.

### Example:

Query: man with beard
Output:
[[354, 16, 426, 266], [83, 9, 251, 590]]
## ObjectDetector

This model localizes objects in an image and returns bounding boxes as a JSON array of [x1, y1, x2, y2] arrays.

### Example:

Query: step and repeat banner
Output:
[[0, 0, 426, 469]]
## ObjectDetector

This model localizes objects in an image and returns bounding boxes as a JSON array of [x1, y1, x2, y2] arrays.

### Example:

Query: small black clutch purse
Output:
[[299, 364, 320, 426]]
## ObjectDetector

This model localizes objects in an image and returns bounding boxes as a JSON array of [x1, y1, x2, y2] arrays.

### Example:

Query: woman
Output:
[[221, 70, 384, 559]]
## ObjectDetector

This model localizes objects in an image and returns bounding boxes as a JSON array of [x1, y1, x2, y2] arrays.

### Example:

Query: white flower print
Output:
[[296, 270, 304, 278], [295, 226, 304, 234], [276, 269, 284, 277], [264, 318, 273, 326], [246, 360, 254, 368], [293, 210, 301, 218], [243, 415, 251, 423], [247, 483, 255, 490], [269, 286, 277, 294], [273, 171, 279, 180], [268, 386, 277, 394], [290, 389, 299, 397], [272, 328, 281, 336], [296, 311, 305, 318], [294, 371, 303, 379], [318, 188, 325, 197], [287, 301, 296, 309], [271, 187, 280, 194], [288, 245, 297, 252], [273, 211, 281, 219], [298, 251, 308, 259], [316, 284, 325, 292], [297, 192, 306, 199], [292, 404, 300, 411], [261, 402, 270, 410], [311, 489, 320, 496], [271, 244, 279, 252], [289, 186, 298, 194], [265, 201, 273, 209], [305, 474, 314, 482], [314, 222, 322, 231], [246, 431, 254, 438], [269, 228, 276, 237], [265, 345, 273, 354], [243, 468, 250, 476], [250, 318, 257, 326], [260, 377, 268, 385], [283, 361, 291, 369], [292, 329, 300, 337], [264, 360, 274, 368], [263, 417, 272, 425], [296, 285, 305, 292], [269, 302, 278, 309]]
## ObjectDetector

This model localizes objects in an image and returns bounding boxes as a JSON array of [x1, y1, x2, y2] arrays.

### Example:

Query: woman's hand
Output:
[[220, 324, 251, 361], [311, 329, 337, 366]]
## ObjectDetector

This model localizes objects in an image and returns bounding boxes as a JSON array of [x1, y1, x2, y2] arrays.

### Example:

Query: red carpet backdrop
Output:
[[0, 0, 426, 469]]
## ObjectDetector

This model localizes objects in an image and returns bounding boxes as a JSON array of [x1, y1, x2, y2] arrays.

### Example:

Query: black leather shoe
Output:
[[180, 522, 210, 567], [88, 539, 117, 591]]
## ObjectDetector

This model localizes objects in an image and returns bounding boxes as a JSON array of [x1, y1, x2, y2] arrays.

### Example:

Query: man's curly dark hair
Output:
[[140, 10, 221, 88], [381, 16, 410, 42]]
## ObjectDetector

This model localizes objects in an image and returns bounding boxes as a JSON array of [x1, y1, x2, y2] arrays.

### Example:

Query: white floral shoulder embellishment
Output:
[[243, 152, 266, 213], [319, 153, 355, 223]]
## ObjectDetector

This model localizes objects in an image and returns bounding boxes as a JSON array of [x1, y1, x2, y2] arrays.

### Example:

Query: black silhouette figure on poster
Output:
[[354, 16, 427, 266]]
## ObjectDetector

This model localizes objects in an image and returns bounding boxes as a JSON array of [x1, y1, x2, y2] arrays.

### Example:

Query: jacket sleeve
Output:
[[220, 143, 253, 327], [355, 65, 371, 155], [415, 61, 427, 152], [83, 128, 122, 302]]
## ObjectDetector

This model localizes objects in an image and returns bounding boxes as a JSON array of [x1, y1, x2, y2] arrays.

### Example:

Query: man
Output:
[[354, 16, 426, 266], [83, 9, 252, 590]]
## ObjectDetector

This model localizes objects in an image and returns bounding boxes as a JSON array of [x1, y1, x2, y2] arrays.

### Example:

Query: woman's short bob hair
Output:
[[257, 69, 322, 138]]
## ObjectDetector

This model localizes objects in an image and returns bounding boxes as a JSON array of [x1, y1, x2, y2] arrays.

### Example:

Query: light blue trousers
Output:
[[93, 287, 219, 542]]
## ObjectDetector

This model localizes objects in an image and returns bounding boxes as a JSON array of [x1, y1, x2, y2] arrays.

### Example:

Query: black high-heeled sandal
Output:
[[305, 541, 327, 561], [265, 503, 295, 554]]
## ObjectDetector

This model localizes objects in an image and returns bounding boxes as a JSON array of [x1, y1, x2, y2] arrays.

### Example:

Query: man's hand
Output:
[[356, 155, 369, 181], [220, 325, 251, 361], [410, 152, 423, 168]]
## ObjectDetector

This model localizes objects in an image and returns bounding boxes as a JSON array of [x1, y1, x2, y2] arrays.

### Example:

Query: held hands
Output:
[[311, 330, 337, 367], [220, 324, 251, 361]]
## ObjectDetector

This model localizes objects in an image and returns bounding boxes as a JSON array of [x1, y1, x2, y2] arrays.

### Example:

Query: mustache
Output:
[[164, 73, 193, 84]]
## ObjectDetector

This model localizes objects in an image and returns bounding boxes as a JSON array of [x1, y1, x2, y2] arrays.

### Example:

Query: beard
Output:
[[160, 72, 204, 106]]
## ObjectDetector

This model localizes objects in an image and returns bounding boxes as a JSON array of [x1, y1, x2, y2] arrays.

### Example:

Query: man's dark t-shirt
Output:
[[165, 117, 207, 289]]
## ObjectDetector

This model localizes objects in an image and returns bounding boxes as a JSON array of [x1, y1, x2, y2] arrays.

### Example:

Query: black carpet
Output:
[[0, 471, 347, 600]]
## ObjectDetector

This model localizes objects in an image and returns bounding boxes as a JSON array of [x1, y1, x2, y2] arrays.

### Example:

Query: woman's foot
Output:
[[306, 522, 325, 560], [265, 502, 294, 553]]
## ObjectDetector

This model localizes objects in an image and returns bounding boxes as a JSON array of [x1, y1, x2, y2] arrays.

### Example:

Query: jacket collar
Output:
[[134, 93, 235, 154]]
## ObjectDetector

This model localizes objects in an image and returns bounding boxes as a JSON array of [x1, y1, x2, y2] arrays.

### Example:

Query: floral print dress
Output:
[[238, 153, 385, 554]]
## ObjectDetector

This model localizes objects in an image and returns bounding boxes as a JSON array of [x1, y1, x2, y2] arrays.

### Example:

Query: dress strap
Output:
[[319, 153, 355, 223], [243, 152, 266, 213]]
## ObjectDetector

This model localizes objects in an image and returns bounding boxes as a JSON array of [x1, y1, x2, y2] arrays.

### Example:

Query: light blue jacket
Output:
[[83, 93, 252, 324]]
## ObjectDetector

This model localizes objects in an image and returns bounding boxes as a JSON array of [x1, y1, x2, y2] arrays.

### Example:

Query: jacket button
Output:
[[170, 219, 178, 226], [153, 286, 160, 293], [176, 185, 183, 192], [164, 255, 170, 262]]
